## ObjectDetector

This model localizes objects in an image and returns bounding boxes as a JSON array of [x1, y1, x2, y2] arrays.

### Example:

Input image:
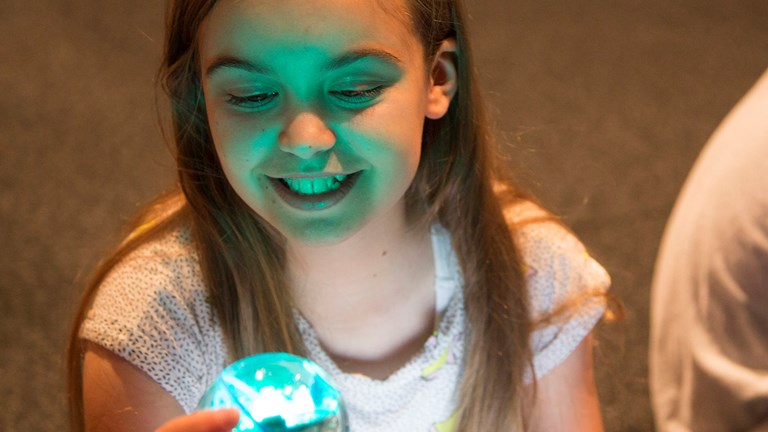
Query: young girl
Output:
[[68, 0, 611, 431]]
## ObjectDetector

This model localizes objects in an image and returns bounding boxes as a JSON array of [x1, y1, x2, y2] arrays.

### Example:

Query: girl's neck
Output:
[[286, 202, 437, 375], [286, 201, 428, 294]]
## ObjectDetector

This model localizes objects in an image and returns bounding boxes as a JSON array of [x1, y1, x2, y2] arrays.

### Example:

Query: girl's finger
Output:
[[155, 408, 240, 432]]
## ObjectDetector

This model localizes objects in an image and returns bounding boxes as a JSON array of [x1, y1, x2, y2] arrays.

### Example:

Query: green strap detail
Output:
[[434, 410, 459, 432], [421, 341, 452, 378]]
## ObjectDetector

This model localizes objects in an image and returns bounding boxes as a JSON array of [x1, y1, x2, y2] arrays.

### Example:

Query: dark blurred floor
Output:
[[1, 1, 767, 431]]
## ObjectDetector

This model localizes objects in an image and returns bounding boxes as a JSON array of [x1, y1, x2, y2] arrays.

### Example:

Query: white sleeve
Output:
[[515, 219, 611, 382], [80, 231, 226, 413]]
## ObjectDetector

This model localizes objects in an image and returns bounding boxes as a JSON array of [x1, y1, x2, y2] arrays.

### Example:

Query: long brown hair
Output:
[[67, 0, 534, 430]]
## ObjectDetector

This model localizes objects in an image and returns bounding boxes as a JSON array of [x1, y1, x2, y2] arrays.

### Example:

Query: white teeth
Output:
[[282, 175, 348, 195], [299, 179, 313, 194]]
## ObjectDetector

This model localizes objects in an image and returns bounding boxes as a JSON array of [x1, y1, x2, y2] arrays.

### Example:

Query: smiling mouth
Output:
[[267, 171, 361, 211]]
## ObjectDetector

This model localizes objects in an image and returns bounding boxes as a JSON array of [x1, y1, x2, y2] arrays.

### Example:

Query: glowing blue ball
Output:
[[197, 352, 348, 431]]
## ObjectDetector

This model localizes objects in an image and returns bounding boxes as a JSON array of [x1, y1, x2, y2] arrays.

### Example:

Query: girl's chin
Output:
[[279, 219, 368, 247]]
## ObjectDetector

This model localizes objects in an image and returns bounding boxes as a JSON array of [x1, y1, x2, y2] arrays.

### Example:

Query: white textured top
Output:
[[81, 201, 610, 431]]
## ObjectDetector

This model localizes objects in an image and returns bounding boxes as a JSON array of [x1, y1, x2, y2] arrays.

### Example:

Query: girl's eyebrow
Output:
[[205, 48, 403, 79], [326, 48, 403, 71], [205, 56, 270, 78]]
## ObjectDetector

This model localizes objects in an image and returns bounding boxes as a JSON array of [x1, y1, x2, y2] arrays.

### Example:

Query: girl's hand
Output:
[[155, 409, 240, 432]]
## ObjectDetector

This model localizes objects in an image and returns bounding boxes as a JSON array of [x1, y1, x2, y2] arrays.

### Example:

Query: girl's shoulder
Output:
[[491, 182, 609, 296], [501, 198, 551, 225], [90, 224, 205, 316], [501, 199, 611, 379], [99, 225, 202, 297], [502, 198, 581, 260], [81, 224, 226, 412], [502, 199, 610, 312]]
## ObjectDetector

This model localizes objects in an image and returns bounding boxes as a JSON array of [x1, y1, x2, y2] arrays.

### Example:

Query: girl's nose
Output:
[[279, 112, 336, 159]]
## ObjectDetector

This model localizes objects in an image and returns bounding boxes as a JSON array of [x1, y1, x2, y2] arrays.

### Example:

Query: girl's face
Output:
[[199, 0, 453, 245]]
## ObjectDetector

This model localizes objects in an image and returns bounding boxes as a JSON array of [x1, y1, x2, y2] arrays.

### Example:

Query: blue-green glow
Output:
[[197, 353, 348, 431]]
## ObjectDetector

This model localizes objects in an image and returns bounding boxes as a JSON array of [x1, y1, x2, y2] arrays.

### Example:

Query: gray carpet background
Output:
[[1, 1, 767, 430]]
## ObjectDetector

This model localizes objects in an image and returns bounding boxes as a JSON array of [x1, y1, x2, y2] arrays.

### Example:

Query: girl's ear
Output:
[[425, 38, 458, 120]]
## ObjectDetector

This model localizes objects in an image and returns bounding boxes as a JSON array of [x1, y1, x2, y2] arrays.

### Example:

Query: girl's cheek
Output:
[[353, 96, 417, 139], [209, 116, 255, 166], [210, 109, 255, 145]]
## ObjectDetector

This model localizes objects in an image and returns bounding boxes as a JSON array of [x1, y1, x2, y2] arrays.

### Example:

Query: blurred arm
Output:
[[83, 342, 185, 432], [524, 334, 604, 432]]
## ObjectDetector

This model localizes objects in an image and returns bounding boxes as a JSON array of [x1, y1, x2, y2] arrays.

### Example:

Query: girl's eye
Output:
[[330, 85, 388, 105], [225, 91, 279, 109]]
